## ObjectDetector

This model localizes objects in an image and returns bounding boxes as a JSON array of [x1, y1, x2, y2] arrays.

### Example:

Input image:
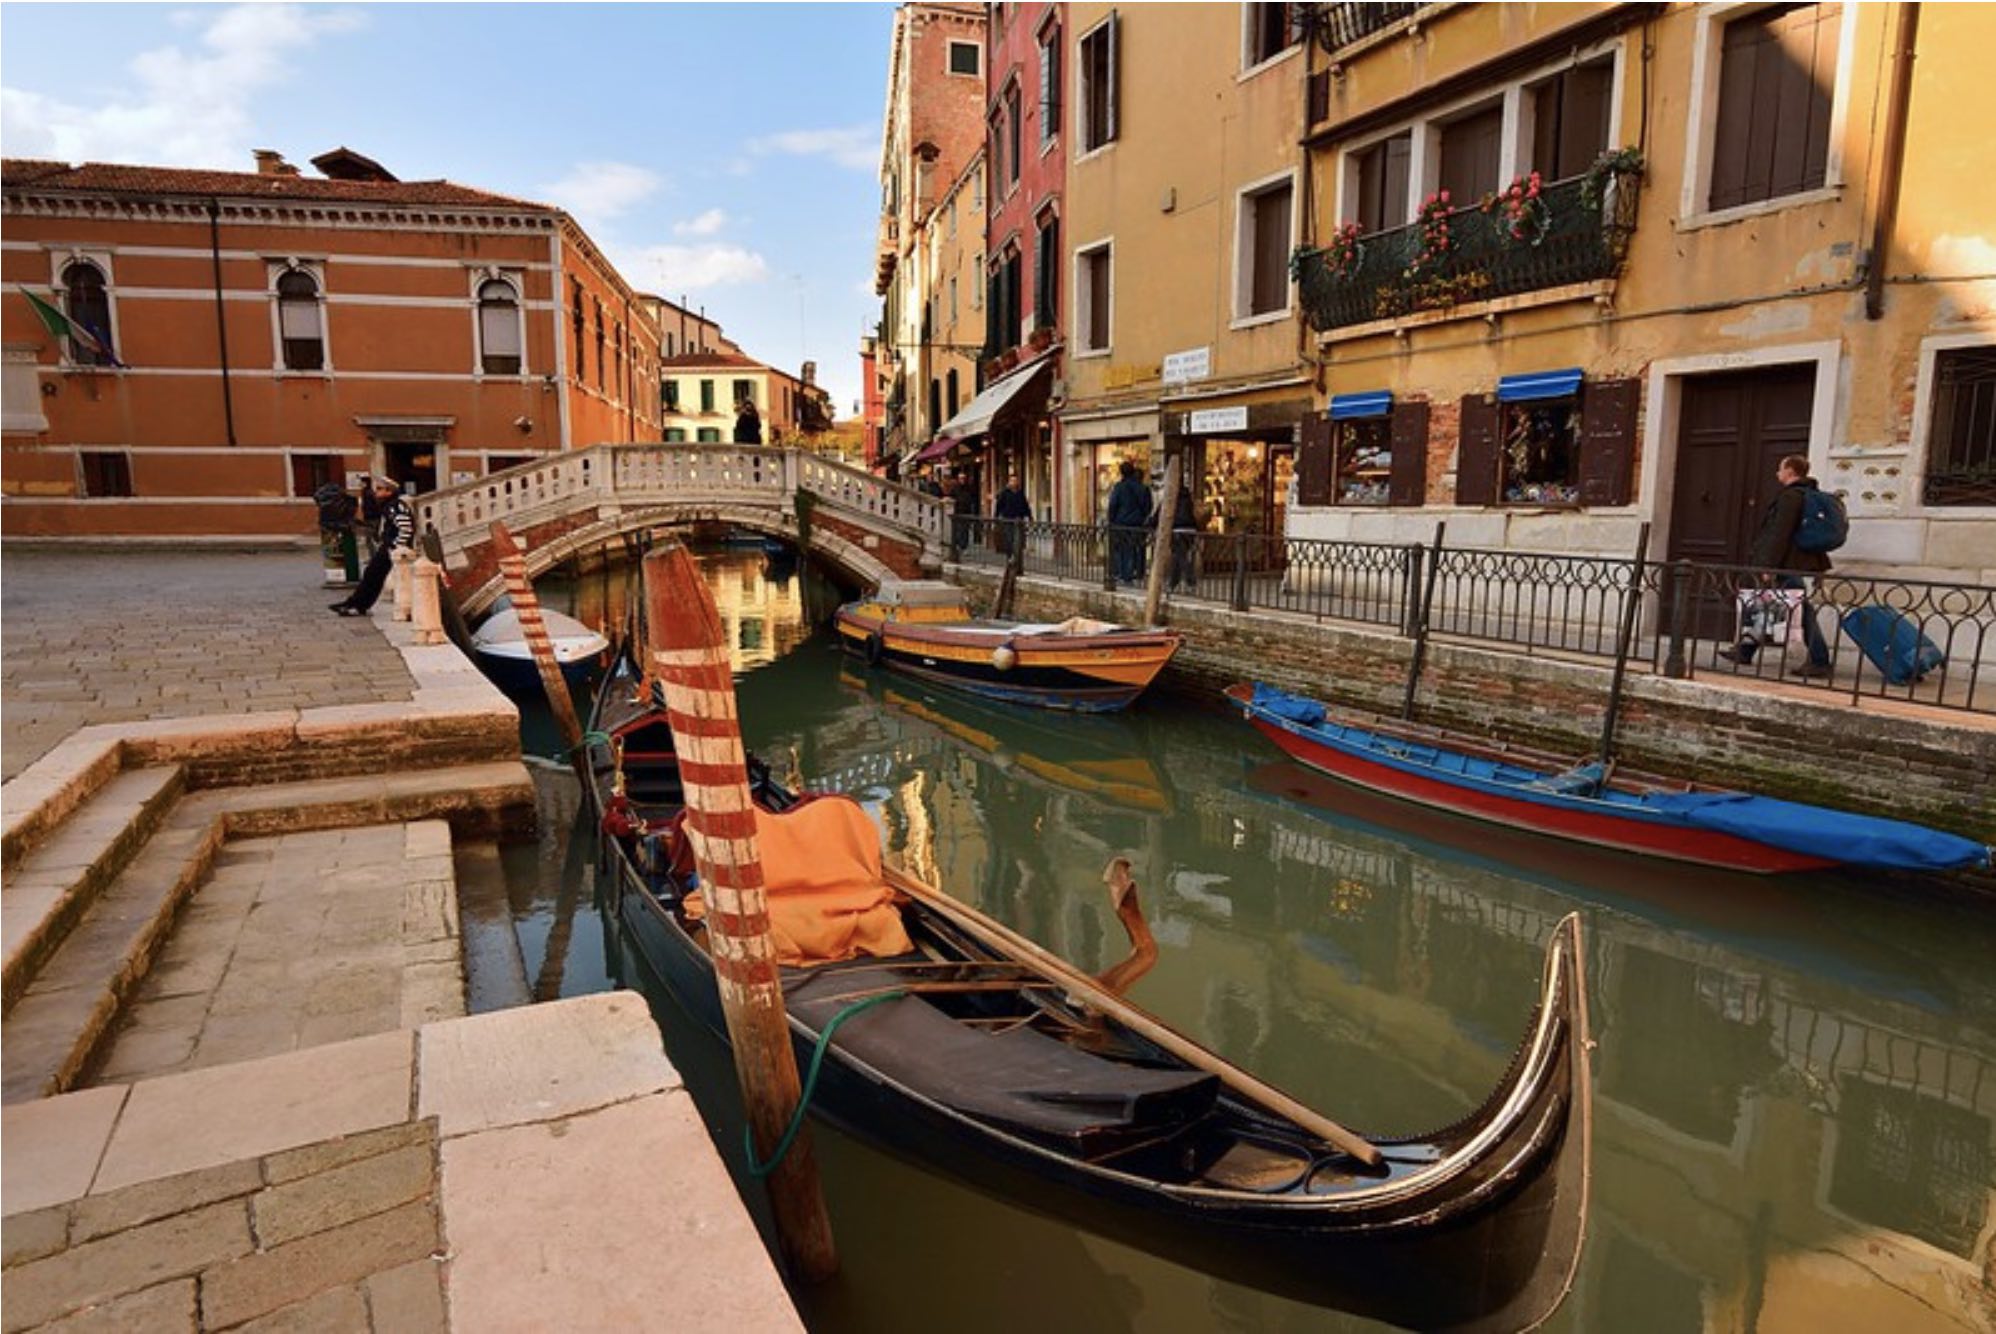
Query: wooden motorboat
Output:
[[471, 605, 609, 696], [1227, 682, 1991, 875], [833, 580, 1179, 713], [586, 657, 1595, 1330]]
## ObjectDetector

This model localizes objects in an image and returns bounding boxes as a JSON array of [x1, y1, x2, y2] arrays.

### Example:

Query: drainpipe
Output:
[[206, 200, 238, 447], [1866, 3, 1920, 321]]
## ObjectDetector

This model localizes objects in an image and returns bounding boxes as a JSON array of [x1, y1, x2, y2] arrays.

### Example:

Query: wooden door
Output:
[[1668, 365, 1816, 634]]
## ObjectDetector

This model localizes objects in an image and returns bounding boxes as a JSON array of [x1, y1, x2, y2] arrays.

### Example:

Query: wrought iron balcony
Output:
[[1303, 3, 1422, 55], [1295, 167, 1642, 334]]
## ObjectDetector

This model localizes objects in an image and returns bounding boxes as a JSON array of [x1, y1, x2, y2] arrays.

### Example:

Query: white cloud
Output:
[[673, 208, 730, 238], [539, 162, 663, 227], [617, 243, 771, 292], [1, 5, 365, 168], [747, 125, 878, 172]]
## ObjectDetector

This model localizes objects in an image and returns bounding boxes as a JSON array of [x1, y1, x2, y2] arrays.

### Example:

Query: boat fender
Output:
[[992, 642, 1018, 672], [866, 629, 886, 666]]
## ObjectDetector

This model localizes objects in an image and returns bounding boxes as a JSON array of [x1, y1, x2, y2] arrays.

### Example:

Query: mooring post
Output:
[[391, 547, 416, 622], [643, 540, 840, 1285], [1143, 455, 1181, 626], [411, 552, 446, 646], [489, 521, 586, 773]]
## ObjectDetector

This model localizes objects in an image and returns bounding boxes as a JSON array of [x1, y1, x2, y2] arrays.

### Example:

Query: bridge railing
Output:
[[795, 453, 946, 542]]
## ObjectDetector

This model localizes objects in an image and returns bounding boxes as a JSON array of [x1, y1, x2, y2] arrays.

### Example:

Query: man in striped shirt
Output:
[[330, 478, 414, 617]]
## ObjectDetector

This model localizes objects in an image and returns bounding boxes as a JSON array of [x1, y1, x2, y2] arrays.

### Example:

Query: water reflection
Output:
[[551, 549, 1996, 1333]]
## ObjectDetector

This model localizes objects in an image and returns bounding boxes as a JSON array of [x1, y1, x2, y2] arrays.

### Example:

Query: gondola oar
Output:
[[879, 864, 1386, 1169]]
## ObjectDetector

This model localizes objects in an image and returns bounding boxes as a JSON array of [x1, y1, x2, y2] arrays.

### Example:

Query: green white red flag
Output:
[[17, 285, 123, 367]]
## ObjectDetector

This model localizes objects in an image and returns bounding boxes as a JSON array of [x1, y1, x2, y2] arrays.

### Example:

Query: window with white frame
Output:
[[59, 259, 117, 367], [1351, 133, 1412, 232], [1078, 14, 1120, 154], [477, 277, 523, 375], [1076, 241, 1112, 352], [949, 40, 981, 77], [1244, 3, 1296, 70], [1527, 58, 1614, 181], [1707, 3, 1841, 212], [275, 268, 324, 371], [1237, 176, 1294, 319], [1923, 344, 1996, 507]]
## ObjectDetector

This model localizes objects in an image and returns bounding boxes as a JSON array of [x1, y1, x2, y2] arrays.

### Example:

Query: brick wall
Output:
[[955, 567, 1996, 845]]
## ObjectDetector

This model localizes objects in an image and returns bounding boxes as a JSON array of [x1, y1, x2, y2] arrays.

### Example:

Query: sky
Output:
[[0, 1, 896, 417]]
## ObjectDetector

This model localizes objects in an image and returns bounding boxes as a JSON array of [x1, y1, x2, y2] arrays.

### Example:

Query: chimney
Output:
[[252, 149, 299, 176]]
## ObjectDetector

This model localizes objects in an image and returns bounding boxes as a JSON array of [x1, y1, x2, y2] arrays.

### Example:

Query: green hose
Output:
[[743, 990, 906, 1178]]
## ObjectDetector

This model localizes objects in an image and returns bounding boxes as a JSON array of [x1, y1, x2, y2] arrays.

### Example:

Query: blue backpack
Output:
[[1794, 486, 1848, 554]]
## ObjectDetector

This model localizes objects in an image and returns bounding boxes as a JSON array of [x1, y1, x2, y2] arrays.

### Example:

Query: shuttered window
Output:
[[1005, 82, 1023, 187], [276, 269, 324, 372], [1455, 395, 1501, 506], [61, 261, 116, 367], [1708, 3, 1841, 211], [1078, 244, 1112, 351], [1354, 133, 1412, 232], [1080, 14, 1119, 152], [477, 278, 522, 375], [80, 451, 133, 498], [1039, 25, 1062, 143], [1297, 414, 1334, 506], [1437, 103, 1503, 206], [1530, 59, 1613, 180], [1242, 179, 1293, 318], [1577, 379, 1640, 507], [1246, 3, 1294, 68], [1034, 214, 1059, 330], [1456, 381, 1638, 507], [1388, 402, 1430, 507]]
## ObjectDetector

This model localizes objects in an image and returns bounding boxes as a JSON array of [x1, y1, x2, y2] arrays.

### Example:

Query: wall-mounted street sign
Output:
[[1162, 347, 1211, 385], [1187, 405, 1248, 434]]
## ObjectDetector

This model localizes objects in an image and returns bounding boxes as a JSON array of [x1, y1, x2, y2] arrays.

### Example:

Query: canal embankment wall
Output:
[[952, 567, 1996, 848]]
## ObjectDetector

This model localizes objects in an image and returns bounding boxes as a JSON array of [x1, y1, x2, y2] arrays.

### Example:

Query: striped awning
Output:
[[1329, 391, 1393, 421], [1498, 368, 1584, 402]]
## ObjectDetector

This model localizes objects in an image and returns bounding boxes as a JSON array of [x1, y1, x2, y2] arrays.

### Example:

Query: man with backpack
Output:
[[1719, 453, 1843, 677]]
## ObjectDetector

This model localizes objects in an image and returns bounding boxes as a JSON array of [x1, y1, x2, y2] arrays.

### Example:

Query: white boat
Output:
[[471, 607, 609, 694]]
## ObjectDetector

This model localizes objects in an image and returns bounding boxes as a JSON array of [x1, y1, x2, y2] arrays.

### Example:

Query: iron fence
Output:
[[945, 516, 1996, 716], [1305, 2, 1422, 53]]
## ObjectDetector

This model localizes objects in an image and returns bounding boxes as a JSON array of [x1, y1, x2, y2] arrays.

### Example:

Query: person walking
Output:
[[948, 472, 977, 560], [993, 471, 1031, 556], [915, 467, 944, 499], [1719, 453, 1834, 677], [1167, 482, 1198, 592], [329, 478, 414, 617], [733, 396, 763, 444], [1105, 460, 1153, 585]]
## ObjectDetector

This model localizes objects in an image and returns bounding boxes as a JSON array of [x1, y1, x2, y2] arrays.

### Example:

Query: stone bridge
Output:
[[414, 444, 947, 616]]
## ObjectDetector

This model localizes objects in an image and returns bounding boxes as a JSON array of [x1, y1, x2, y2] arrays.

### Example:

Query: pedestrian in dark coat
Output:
[[1167, 483, 1198, 592], [994, 472, 1031, 556], [1720, 453, 1833, 675], [1105, 461, 1153, 584], [733, 399, 763, 444]]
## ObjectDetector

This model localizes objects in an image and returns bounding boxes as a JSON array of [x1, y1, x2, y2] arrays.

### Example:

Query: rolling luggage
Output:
[[1840, 606, 1945, 685]]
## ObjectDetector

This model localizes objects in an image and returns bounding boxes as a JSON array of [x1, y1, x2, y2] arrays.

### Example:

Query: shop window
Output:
[[1437, 102, 1503, 206], [1079, 13, 1120, 153], [289, 453, 338, 498], [477, 278, 522, 375], [1456, 377, 1638, 507], [949, 40, 981, 77], [1499, 401, 1581, 504], [60, 261, 117, 367], [1529, 59, 1613, 181], [1923, 346, 1996, 506], [1334, 420, 1393, 505], [1237, 177, 1293, 319], [1039, 23, 1062, 143], [1077, 242, 1111, 352], [1244, 3, 1295, 69], [1353, 133, 1412, 232], [1708, 3, 1841, 211], [79, 450, 133, 498], [697, 427, 722, 443], [276, 269, 324, 371]]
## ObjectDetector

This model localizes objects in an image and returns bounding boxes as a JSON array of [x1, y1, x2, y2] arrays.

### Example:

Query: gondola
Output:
[[1228, 682, 1991, 875], [833, 580, 1180, 712], [586, 655, 1595, 1331], [470, 605, 609, 697]]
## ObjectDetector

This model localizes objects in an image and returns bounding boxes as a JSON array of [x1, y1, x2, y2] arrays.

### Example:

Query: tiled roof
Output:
[[660, 351, 765, 370], [0, 159, 550, 211]]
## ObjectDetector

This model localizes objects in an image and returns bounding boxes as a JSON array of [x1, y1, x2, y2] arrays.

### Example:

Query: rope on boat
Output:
[[570, 729, 613, 754], [743, 989, 906, 1179]]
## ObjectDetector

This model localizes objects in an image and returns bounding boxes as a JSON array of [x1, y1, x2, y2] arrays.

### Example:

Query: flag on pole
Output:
[[16, 285, 123, 367]]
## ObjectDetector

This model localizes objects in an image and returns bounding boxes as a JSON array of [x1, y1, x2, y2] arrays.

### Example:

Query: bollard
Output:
[[411, 555, 446, 646], [391, 548, 415, 622]]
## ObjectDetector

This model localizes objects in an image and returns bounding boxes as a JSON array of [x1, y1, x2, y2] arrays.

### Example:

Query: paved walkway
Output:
[[1, 550, 414, 782], [92, 822, 466, 1086]]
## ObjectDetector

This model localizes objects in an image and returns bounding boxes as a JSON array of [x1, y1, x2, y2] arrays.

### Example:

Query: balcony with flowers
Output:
[[1294, 150, 1644, 335]]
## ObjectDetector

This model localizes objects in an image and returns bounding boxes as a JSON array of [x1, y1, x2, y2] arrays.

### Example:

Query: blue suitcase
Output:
[[1840, 606, 1945, 685]]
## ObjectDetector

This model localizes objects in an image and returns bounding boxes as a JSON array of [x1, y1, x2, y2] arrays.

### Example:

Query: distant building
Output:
[[661, 350, 830, 444], [1, 150, 661, 539]]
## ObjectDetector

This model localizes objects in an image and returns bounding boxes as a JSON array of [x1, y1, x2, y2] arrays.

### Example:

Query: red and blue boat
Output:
[[1227, 683, 1990, 876]]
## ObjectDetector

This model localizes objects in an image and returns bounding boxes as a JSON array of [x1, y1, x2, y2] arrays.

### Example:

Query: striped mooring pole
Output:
[[642, 539, 839, 1283], [489, 522, 585, 776]]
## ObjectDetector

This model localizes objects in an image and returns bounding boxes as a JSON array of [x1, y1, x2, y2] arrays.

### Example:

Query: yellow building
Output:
[[907, 150, 987, 483], [1058, 3, 1311, 527], [1291, 2, 1994, 583]]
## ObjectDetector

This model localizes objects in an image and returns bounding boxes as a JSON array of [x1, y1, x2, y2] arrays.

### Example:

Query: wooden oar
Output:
[[880, 864, 1385, 1169]]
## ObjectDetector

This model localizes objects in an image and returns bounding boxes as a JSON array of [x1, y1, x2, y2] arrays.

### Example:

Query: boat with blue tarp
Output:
[[1227, 683, 1990, 876]]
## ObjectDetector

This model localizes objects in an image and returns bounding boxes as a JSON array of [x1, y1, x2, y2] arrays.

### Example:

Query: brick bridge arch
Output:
[[414, 445, 947, 617]]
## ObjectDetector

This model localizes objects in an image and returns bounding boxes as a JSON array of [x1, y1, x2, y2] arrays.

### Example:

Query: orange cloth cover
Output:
[[683, 796, 913, 966]]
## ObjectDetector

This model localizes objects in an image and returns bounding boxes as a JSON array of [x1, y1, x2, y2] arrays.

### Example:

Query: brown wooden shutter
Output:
[[1455, 394, 1499, 506], [1578, 377, 1641, 507], [1308, 69, 1330, 127], [1297, 413, 1334, 507], [1388, 402, 1429, 507], [1437, 105, 1502, 203]]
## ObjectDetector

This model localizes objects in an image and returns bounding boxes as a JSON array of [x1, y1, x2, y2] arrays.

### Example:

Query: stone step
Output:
[[1, 762, 534, 1104], [2, 767, 186, 1015]]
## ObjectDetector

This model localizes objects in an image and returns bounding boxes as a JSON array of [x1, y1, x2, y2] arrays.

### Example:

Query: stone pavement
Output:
[[1, 550, 414, 782], [1, 995, 803, 1333], [91, 822, 466, 1086]]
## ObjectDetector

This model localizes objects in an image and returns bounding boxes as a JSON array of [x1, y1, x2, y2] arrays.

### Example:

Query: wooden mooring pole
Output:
[[1142, 455, 1182, 627], [490, 522, 586, 776], [643, 540, 840, 1284]]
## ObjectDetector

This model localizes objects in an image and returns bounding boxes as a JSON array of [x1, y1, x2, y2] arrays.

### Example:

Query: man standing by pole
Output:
[[329, 478, 412, 616]]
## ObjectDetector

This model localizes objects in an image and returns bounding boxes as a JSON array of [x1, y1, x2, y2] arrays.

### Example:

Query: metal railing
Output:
[[1295, 170, 1641, 332], [948, 516, 1996, 716], [1306, 2, 1423, 53]]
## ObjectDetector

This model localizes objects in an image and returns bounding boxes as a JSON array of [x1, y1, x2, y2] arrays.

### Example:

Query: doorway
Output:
[[383, 440, 440, 494], [1667, 364, 1816, 635]]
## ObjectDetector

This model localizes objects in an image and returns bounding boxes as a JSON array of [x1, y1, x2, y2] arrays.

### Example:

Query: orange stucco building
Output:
[[1, 151, 661, 540]]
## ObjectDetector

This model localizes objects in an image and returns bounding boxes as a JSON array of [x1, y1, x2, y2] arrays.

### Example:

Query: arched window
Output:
[[277, 269, 324, 371], [477, 279, 522, 375], [61, 261, 115, 367]]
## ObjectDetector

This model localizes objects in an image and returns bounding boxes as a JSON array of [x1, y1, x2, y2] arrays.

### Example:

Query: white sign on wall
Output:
[[1187, 406, 1248, 434], [1163, 347, 1211, 385]]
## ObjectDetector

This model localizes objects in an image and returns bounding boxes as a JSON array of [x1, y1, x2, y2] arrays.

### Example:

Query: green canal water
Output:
[[507, 549, 1996, 1334]]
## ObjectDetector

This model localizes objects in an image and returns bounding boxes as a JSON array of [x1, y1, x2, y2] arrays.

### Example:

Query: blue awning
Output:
[[1498, 368, 1584, 402], [1329, 391, 1393, 421]]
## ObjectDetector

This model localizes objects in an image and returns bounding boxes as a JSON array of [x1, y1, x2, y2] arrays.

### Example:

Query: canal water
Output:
[[505, 548, 1996, 1334]]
